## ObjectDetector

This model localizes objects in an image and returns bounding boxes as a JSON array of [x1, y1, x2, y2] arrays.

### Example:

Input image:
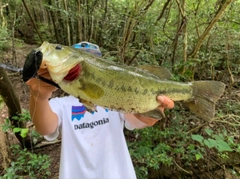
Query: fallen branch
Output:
[[34, 139, 61, 148], [173, 160, 193, 175]]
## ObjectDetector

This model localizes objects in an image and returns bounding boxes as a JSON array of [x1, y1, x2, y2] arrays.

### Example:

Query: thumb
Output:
[[157, 95, 174, 109]]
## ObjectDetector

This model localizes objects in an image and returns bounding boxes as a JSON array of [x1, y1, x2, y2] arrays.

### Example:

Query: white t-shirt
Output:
[[45, 95, 137, 179]]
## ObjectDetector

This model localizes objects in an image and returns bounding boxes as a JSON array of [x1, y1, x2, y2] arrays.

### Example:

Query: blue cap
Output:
[[72, 41, 102, 57]]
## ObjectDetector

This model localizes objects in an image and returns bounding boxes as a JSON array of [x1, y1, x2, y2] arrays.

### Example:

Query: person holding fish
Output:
[[25, 42, 174, 179]]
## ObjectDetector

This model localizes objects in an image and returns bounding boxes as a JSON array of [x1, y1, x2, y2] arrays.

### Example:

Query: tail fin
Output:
[[184, 81, 225, 121]]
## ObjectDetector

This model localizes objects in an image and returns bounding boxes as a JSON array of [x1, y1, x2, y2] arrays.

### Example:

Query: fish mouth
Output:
[[63, 64, 81, 81], [38, 41, 81, 83]]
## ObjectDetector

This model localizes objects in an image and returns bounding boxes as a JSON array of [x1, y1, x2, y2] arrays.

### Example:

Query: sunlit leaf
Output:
[[204, 128, 213, 136], [195, 153, 203, 160], [20, 128, 29, 138], [191, 135, 204, 143], [216, 139, 233, 152], [13, 127, 22, 133], [203, 138, 216, 148]]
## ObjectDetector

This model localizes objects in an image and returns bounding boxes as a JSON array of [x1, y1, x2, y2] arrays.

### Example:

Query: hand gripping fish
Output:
[[23, 41, 225, 121]]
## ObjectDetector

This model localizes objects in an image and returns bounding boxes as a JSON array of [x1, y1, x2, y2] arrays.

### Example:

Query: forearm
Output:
[[124, 95, 174, 129], [124, 114, 158, 129], [29, 94, 58, 135]]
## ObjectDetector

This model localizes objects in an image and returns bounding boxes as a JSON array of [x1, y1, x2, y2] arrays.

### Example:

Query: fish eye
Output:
[[55, 45, 62, 50]]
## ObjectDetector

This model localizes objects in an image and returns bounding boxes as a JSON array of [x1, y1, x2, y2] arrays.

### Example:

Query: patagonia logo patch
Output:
[[71, 105, 87, 121]]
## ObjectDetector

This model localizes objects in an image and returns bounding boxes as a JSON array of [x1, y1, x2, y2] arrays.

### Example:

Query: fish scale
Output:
[[63, 58, 194, 113]]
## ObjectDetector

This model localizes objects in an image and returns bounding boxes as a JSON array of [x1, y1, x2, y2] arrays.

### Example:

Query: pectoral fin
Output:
[[140, 109, 164, 120], [79, 98, 97, 112], [134, 114, 159, 126], [82, 82, 104, 99]]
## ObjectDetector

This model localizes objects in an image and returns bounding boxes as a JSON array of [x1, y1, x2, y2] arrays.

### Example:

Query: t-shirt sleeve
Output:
[[44, 97, 63, 141], [119, 113, 135, 130]]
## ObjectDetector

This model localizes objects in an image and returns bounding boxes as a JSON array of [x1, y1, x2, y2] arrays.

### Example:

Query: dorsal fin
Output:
[[138, 65, 172, 79]]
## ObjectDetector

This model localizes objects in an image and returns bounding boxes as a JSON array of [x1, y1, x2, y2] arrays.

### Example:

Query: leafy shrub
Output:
[[127, 106, 240, 178], [0, 27, 11, 51], [0, 144, 51, 179], [2, 109, 31, 138]]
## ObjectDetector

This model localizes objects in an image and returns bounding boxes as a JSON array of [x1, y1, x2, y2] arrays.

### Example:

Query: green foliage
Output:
[[225, 101, 240, 115], [1, 109, 31, 138], [1, 109, 42, 145], [127, 102, 240, 178], [1, 109, 48, 178], [34, 22, 56, 43], [0, 27, 11, 51], [127, 111, 195, 178], [2, 0, 240, 78], [191, 128, 233, 153], [0, 145, 51, 179]]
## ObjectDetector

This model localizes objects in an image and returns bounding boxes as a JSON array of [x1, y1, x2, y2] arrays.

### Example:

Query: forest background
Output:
[[0, 0, 240, 178]]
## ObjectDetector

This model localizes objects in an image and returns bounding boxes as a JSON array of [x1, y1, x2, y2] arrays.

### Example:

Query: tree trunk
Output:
[[21, 0, 43, 43], [0, 113, 10, 175], [178, 0, 188, 74], [0, 68, 22, 173], [63, 0, 71, 45], [120, 0, 155, 64], [76, 0, 82, 42], [0, 68, 25, 145], [48, 0, 60, 43], [56, 0, 66, 44], [0, 68, 21, 118], [189, 0, 233, 58]]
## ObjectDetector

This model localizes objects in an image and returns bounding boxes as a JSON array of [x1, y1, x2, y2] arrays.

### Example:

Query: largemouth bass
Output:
[[24, 41, 226, 121]]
